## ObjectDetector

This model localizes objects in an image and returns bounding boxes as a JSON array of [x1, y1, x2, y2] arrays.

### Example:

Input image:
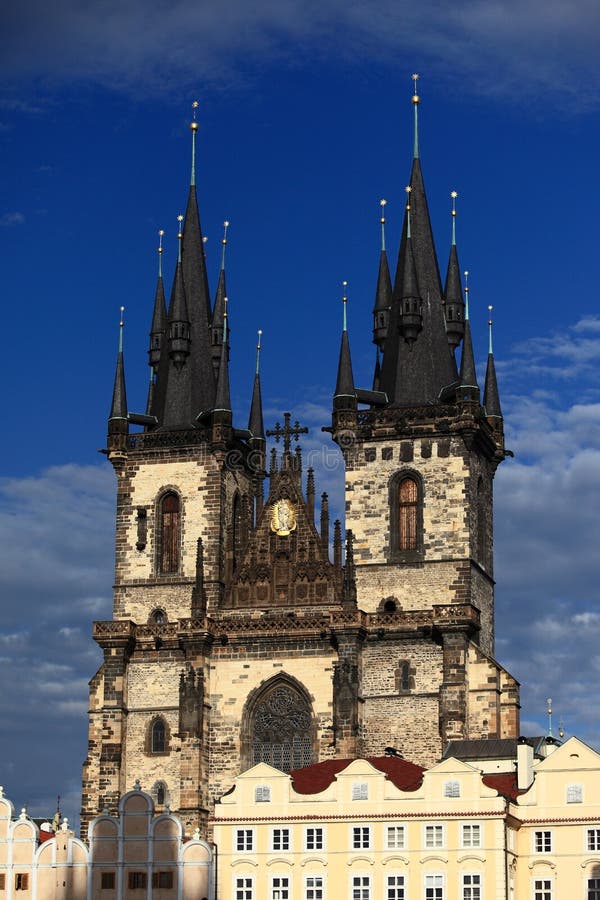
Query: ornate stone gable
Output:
[[223, 445, 342, 610]]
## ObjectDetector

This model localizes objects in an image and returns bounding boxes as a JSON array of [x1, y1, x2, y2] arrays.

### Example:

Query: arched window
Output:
[[389, 471, 423, 561], [150, 608, 166, 625], [159, 492, 180, 574], [151, 718, 166, 754], [399, 477, 418, 550], [242, 679, 315, 773]]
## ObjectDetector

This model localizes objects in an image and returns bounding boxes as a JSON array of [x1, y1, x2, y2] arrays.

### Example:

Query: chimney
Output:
[[516, 737, 534, 790]]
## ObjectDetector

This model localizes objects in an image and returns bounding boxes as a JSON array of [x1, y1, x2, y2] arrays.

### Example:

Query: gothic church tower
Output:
[[82, 91, 519, 836]]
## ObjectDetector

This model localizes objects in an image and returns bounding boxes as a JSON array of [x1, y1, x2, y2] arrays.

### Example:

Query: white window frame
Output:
[[235, 828, 255, 852], [305, 873, 324, 900], [444, 780, 460, 798], [386, 872, 406, 899], [461, 823, 482, 849], [352, 781, 369, 800], [305, 826, 324, 851], [462, 873, 482, 900], [351, 873, 371, 900], [533, 830, 552, 854], [271, 874, 290, 900], [424, 872, 445, 899], [255, 784, 271, 802], [587, 827, 600, 851], [234, 875, 254, 900], [351, 824, 372, 849], [424, 824, 445, 849], [532, 878, 552, 900], [271, 827, 291, 852], [385, 824, 406, 850]]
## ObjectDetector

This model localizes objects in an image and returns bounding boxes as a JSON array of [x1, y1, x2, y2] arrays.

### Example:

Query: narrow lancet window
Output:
[[399, 477, 418, 551], [159, 492, 180, 573]]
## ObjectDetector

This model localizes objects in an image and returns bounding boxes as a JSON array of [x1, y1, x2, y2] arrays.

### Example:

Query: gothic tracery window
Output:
[[246, 682, 314, 773], [159, 492, 180, 574]]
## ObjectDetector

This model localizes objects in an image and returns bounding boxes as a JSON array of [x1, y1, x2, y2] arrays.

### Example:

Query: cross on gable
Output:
[[266, 412, 308, 454]]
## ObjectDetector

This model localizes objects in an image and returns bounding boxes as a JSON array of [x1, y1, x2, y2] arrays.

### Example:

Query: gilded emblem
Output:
[[270, 499, 297, 536]]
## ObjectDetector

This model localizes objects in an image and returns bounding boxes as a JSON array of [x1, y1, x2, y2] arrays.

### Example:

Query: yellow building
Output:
[[212, 737, 600, 900], [511, 736, 600, 900]]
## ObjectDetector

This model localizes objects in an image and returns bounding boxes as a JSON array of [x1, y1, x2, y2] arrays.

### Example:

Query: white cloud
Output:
[[2, 0, 600, 106]]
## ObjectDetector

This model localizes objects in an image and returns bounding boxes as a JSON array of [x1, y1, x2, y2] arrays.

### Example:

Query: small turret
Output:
[[332, 283, 358, 448], [147, 229, 167, 415], [168, 216, 191, 369], [399, 187, 423, 345], [212, 298, 232, 446], [211, 220, 230, 379], [372, 199, 392, 349], [444, 192, 465, 350], [458, 270, 479, 403], [342, 529, 357, 609], [484, 305, 502, 419], [107, 307, 128, 458], [248, 329, 266, 515]]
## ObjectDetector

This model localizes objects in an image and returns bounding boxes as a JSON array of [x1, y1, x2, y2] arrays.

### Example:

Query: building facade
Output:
[[0, 786, 212, 900], [81, 88, 519, 835], [212, 736, 600, 900]]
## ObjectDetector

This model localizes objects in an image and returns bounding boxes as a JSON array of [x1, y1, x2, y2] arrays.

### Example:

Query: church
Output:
[[81, 84, 520, 836]]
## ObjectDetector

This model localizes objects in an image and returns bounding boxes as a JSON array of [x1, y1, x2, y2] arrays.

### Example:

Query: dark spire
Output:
[[484, 306, 502, 418], [334, 283, 355, 400], [248, 329, 265, 439], [444, 192, 465, 351], [211, 220, 229, 379], [147, 229, 167, 416], [182, 102, 216, 418], [108, 307, 128, 456], [372, 199, 393, 350], [398, 188, 423, 345], [159, 218, 193, 430], [320, 492, 329, 555], [214, 298, 231, 414], [458, 271, 480, 402], [379, 78, 458, 405], [109, 306, 128, 424], [168, 217, 191, 368]]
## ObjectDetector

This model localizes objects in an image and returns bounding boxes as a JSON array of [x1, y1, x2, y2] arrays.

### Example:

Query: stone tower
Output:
[[82, 92, 519, 836]]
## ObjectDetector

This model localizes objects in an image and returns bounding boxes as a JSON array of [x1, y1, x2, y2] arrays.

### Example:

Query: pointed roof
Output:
[[379, 157, 458, 405], [459, 280, 479, 398], [211, 221, 230, 380], [334, 289, 355, 399], [444, 244, 463, 315], [109, 311, 127, 422], [378, 85, 458, 405], [159, 230, 193, 430], [484, 311, 502, 418], [248, 330, 265, 439], [181, 182, 216, 416], [374, 249, 393, 318], [214, 305, 231, 413], [459, 318, 479, 397]]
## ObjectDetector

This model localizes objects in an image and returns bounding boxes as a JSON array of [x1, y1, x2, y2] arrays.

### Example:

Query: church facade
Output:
[[81, 89, 520, 835]]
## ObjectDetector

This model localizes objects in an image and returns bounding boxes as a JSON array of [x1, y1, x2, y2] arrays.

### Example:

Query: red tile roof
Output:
[[482, 772, 523, 800], [289, 757, 425, 794]]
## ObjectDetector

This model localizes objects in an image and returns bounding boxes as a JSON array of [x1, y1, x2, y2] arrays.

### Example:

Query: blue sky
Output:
[[2, 0, 600, 830]]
